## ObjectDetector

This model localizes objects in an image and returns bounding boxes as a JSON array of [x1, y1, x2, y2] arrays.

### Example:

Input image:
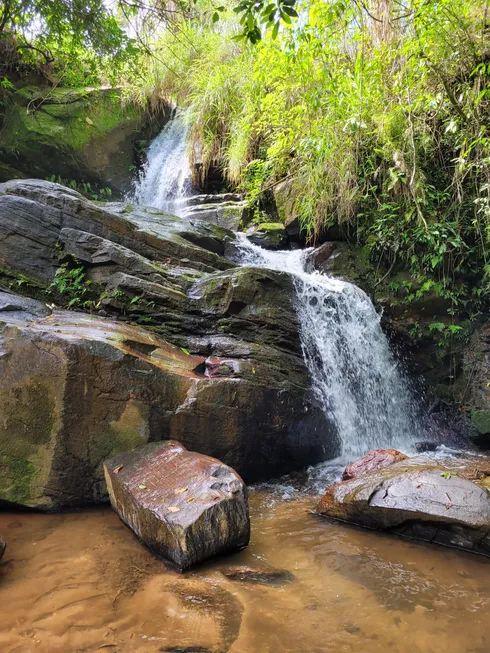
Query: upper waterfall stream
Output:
[[235, 234, 421, 458], [132, 113, 191, 216]]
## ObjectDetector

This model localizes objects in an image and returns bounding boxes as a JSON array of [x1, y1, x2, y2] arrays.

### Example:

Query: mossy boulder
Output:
[[246, 222, 287, 249], [461, 322, 490, 438], [183, 193, 250, 231], [272, 176, 346, 242], [0, 86, 168, 194]]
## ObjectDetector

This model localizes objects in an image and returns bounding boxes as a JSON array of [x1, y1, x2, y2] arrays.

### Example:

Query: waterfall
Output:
[[132, 114, 191, 216], [235, 234, 420, 458]]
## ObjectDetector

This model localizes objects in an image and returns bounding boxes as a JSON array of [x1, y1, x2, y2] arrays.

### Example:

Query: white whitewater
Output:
[[235, 234, 420, 458], [132, 113, 191, 216]]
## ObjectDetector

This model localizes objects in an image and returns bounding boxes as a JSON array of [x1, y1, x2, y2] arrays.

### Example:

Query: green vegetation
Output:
[[46, 176, 112, 201], [1, 0, 489, 321], [48, 260, 95, 308], [138, 0, 490, 320]]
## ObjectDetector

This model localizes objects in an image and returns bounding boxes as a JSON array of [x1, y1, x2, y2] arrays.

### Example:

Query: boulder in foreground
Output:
[[104, 441, 250, 570], [317, 454, 490, 556]]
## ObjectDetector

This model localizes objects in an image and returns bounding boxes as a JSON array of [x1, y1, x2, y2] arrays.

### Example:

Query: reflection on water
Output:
[[1, 489, 490, 653]]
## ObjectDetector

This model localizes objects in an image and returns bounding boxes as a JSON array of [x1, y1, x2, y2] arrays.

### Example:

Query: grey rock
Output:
[[246, 223, 287, 250], [317, 455, 490, 556]]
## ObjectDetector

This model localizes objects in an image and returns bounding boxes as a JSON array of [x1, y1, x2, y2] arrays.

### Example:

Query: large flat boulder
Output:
[[317, 455, 490, 556], [104, 441, 250, 570], [0, 290, 332, 509], [181, 193, 250, 231]]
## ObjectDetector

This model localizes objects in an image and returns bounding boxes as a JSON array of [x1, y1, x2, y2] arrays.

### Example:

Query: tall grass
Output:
[[129, 0, 490, 312]]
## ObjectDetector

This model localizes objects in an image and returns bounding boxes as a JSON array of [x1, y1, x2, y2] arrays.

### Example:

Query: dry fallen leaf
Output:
[[114, 465, 124, 474], [186, 497, 195, 502], [160, 497, 166, 503], [168, 506, 181, 513], [138, 484, 147, 490], [175, 487, 188, 494]]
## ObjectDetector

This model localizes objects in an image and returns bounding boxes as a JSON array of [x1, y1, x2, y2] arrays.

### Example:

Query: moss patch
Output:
[[471, 410, 490, 435], [0, 379, 57, 504], [90, 399, 149, 465], [0, 85, 146, 191]]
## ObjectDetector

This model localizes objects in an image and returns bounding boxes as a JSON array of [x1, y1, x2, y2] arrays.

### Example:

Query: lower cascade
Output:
[[235, 234, 421, 458]]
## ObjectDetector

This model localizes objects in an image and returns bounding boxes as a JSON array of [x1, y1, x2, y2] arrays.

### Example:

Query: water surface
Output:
[[1, 488, 489, 653]]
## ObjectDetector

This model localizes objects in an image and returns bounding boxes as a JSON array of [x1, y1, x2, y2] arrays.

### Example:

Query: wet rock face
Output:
[[306, 242, 338, 272], [0, 292, 332, 509], [104, 441, 250, 570], [0, 180, 337, 509], [246, 223, 287, 250], [342, 449, 408, 480], [317, 455, 490, 556]]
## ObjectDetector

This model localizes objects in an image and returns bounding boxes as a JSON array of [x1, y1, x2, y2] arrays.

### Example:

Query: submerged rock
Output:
[[220, 564, 295, 586], [317, 455, 490, 556], [0, 536, 5, 561], [342, 449, 408, 480], [104, 441, 250, 570]]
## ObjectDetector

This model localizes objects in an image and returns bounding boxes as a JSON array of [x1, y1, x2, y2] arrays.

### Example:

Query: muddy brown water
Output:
[[1, 489, 490, 653]]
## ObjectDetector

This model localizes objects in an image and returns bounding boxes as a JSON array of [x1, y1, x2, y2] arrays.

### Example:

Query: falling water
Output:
[[132, 113, 191, 216], [235, 234, 420, 458]]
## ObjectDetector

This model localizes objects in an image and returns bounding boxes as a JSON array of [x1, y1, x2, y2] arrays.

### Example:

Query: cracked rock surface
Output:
[[104, 440, 250, 570]]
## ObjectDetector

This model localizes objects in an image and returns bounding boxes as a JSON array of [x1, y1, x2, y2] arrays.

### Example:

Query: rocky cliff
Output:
[[0, 179, 334, 510]]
